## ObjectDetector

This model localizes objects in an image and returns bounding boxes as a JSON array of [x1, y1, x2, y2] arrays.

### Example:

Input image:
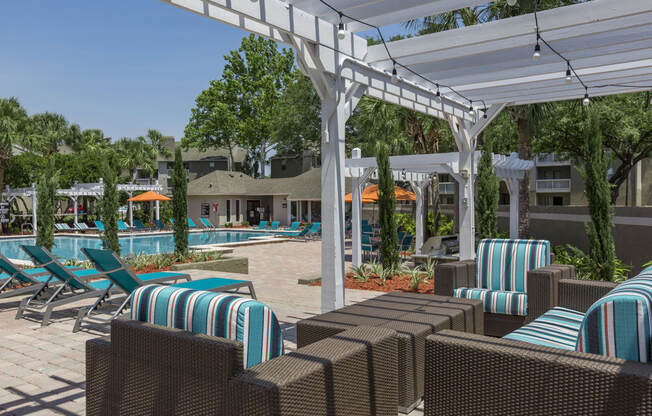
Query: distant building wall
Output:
[[188, 195, 246, 226], [272, 195, 289, 226]]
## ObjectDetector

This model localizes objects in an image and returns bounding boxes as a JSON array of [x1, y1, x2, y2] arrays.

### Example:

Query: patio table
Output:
[[296, 292, 483, 413]]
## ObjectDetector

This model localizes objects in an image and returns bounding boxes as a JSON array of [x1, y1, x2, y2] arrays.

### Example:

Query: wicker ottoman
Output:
[[296, 292, 484, 413]]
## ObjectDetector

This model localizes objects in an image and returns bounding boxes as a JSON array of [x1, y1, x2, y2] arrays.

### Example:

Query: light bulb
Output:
[[506, 0, 517, 5], [533, 43, 541, 61], [565, 68, 572, 83], [482, 109, 488, 119], [583, 93, 590, 106], [469, 104, 475, 117], [391, 66, 398, 84], [337, 22, 346, 40]]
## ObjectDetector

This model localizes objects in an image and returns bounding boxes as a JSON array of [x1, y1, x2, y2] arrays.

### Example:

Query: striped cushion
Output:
[[131, 285, 283, 368], [453, 287, 527, 316], [577, 268, 652, 362], [503, 307, 583, 350], [476, 239, 550, 292]]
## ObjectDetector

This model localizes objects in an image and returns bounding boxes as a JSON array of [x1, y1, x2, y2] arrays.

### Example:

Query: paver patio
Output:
[[0, 241, 423, 415]]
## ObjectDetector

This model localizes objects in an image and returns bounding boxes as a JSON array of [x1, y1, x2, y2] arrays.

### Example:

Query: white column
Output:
[[307, 201, 312, 223], [504, 178, 520, 239], [448, 116, 475, 261], [155, 200, 160, 221], [635, 160, 642, 207], [31, 183, 37, 235], [320, 79, 347, 313], [128, 193, 133, 227], [287, 200, 292, 225], [72, 197, 78, 225], [351, 148, 362, 267], [411, 181, 427, 255]]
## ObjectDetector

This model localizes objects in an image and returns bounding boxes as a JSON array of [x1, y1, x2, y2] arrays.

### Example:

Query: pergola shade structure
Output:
[[2, 180, 164, 233], [159, 0, 651, 312], [346, 148, 533, 267]]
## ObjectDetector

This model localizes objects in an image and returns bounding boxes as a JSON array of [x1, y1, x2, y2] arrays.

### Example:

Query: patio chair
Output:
[[0, 253, 82, 299], [86, 285, 397, 416], [282, 224, 312, 239], [424, 265, 652, 415], [305, 222, 321, 239], [286, 221, 300, 231], [269, 221, 280, 230], [117, 220, 130, 231], [153, 219, 167, 230], [435, 238, 571, 336], [361, 233, 378, 261], [399, 234, 413, 259], [188, 217, 197, 228], [74, 222, 96, 232], [253, 220, 268, 229], [362, 223, 374, 236], [15, 245, 118, 326], [199, 217, 215, 229], [94, 220, 105, 232], [132, 219, 149, 231], [56, 223, 74, 232], [74, 248, 255, 332]]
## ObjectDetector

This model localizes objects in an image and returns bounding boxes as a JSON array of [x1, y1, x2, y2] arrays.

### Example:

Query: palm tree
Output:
[[115, 137, 150, 182], [0, 97, 29, 191], [67, 126, 111, 154], [26, 112, 69, 157]]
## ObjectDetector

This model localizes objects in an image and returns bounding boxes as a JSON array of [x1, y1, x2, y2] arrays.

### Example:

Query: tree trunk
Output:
[[516, 116, 532, 238], [228, 145, 235, 172]]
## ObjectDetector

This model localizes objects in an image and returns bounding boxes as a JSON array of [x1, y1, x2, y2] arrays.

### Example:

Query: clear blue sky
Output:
[[0, 1, 408, 141]]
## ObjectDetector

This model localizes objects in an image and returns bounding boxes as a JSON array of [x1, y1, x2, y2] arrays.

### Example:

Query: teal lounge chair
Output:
[[305, 222, 321, 239], [199, 217, 215, 229], [286, 221, 300, 231], [153, 219, 166, 230], [75, 248, 256, 332], [132, 219, 149, 231], [284, 225, 311, 239], [169, 218, 175, 225], [0, 253, 82, 299], [117, 220, 130, 231], [188, 218, 197, 228], [94, 220, 105, 232], [253, 221, 268, 230], [269, 221, 279, 230]]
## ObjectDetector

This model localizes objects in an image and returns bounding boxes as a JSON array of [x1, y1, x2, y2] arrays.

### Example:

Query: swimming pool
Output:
[[0, 231, 264, 261]]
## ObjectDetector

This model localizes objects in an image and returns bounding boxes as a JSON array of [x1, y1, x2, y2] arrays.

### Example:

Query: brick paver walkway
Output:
[[0, 241, 423, 415]]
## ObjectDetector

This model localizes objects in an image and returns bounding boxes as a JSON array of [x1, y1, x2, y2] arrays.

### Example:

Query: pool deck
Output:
[[0, 241, 423, 415]]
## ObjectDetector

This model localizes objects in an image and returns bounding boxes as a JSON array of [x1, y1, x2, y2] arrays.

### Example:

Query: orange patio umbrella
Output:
[[344, 184, 416, 203], [127, 190, 171, 202]]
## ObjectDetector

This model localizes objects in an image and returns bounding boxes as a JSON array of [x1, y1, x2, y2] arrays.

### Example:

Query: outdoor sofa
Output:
[[424, 266, 652, 415], [435, 238, 574, 336], [86, 284, 398, 415]]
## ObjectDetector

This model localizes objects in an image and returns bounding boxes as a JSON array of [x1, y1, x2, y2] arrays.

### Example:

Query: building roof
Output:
[[187, 167, 341, 200]]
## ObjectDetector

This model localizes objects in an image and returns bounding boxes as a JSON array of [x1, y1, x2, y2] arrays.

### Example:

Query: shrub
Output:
[[437, 214, 454, 236], [172, 148, 189, 256], [476, 136, 499, 239], [100, 161, 120, 254], [35, 159, 58, 250], [553, 244, 630, 282], [376, 143, 399, 269], [241, 220, 250, 226], [349, 264, 371, 282], [224, 222, 233, 228]]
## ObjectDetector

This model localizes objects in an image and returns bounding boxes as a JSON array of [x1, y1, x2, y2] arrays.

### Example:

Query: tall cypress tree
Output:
[[35, 159, 58, 250], [376, 143, 399, 269], [100, 160, 120, 254], [581, 111, 616, 281], [476, 137, 499, 239], [172, 147, 188, 256]]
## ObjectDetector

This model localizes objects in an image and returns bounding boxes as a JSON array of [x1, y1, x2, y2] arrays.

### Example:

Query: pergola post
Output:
[[128, 192, 134, 227], [72, 196, 78, 225], [31, 183, 37, 235], [504, 178, 520, 239], [155, 200, 160, 221], [410, 180, 430, 254], [351, 148, 362, 267]]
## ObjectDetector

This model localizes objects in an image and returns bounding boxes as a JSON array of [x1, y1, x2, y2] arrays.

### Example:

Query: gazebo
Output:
[[2, 180, 164, 233], [142, 0, 650, 311]]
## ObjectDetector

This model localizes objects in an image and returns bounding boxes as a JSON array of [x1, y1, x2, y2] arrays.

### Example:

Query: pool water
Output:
[[0, 231, 263, 261]]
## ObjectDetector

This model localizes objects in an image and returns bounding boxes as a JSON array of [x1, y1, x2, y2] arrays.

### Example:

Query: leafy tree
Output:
[[100, 160, 120, 254], [581, 111, 616, 281], [0, 97, 29, 191], [146, 129, 172, 159], [35, 159, 58, 250], [66, 126, 111, 154], [115, 137, 152, 181], [476, 137, 499, 239], [184, 34, 295, 177], [376, 143, 400, 270], [25, 112, 69, 157], [172, 148, 188, 256]]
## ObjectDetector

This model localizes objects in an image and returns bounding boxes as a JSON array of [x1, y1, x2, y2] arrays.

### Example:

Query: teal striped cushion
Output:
[[577, 268, 652, 362], [453, 287, 527, 316], [476, 239, 550, 292], [503, 307, 583, 349], [131, 285, 283, 368]]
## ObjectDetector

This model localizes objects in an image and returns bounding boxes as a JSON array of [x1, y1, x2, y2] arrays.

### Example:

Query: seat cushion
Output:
[[476, 239, 550, 292], [577, 267, 652, 362], [131, 284, 283, 368], [503, 307, 583, 350], [453, 287, 527, 316]]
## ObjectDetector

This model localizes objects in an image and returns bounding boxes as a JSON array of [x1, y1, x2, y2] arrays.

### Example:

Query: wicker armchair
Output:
[[435, 240, 574, 336], [86, 319, 398, 416], [423, 278, 652, 416]]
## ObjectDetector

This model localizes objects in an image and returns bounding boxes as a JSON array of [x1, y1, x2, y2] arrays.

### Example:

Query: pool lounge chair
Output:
[[55, 223, 74, 232], [0, 254, 82, 299], [117, 220, 131, 231], [132, 219, 150, 231], [74, 222, 96, 233], [153, 219, 167, 230], [74, 248, 256, 332], [281, 225, 311, 239], [169, 218, 174, 225], [253, 220, 268, 230], [286, 221, 300, 231], [199, 217, 215, 229], [269, 221, 280, 230], [94, 220, 105, 232], [304, 222, 321, 239], [188, 218, 197, 228]]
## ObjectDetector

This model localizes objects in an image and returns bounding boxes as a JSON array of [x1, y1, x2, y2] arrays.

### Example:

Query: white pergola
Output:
[[158, 0, 651, 312], [346, 148, 533, 266], [3, 180, 164, 233]]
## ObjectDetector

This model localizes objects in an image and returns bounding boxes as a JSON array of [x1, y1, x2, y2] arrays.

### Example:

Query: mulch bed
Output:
[[310, 272, 434, 294]]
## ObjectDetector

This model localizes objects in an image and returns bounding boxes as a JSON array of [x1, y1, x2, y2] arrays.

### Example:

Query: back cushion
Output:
[[131, 284, 284, 368], [476, 239, 551, 292], [577, 267, 652, 362]]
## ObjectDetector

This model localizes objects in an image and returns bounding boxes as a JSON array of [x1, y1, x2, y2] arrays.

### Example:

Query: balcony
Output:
[[535, 153, 571, 166], [536, 179, 571, 193], [438, 182, 455, 194]]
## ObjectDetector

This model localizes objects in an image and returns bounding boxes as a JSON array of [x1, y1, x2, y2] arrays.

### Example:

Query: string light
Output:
[[469, 101, 475, 117], [482, 108, 488, 119], [391, 61, 399, 84], [583, 90, 590, 106], [565, 62, 572, 83], [337, 13, 346, 40], [532, 34, 541, 61]]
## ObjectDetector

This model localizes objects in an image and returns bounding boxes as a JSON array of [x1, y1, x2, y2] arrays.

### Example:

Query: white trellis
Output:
[[2, 180, 163, 233]]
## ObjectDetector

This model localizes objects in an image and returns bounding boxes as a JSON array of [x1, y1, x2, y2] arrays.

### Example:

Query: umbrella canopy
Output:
[[345, 184, 416, 203], [127, 190, 171, 202]]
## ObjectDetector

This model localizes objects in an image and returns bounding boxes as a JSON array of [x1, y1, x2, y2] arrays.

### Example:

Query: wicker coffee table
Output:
[[296, 292, 484, 413]]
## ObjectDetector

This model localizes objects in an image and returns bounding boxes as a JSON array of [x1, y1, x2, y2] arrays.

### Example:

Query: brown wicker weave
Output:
[[296, 292, 483, 411], [424, 278, 652, 416], [435, 261, 575, 336], [86, 319, 398, 415]]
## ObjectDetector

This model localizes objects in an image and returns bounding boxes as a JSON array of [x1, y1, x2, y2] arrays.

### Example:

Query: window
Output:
[[235, 200, 240, 222], [226, 200, 231, 222], [201, 203, 210, 217]]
